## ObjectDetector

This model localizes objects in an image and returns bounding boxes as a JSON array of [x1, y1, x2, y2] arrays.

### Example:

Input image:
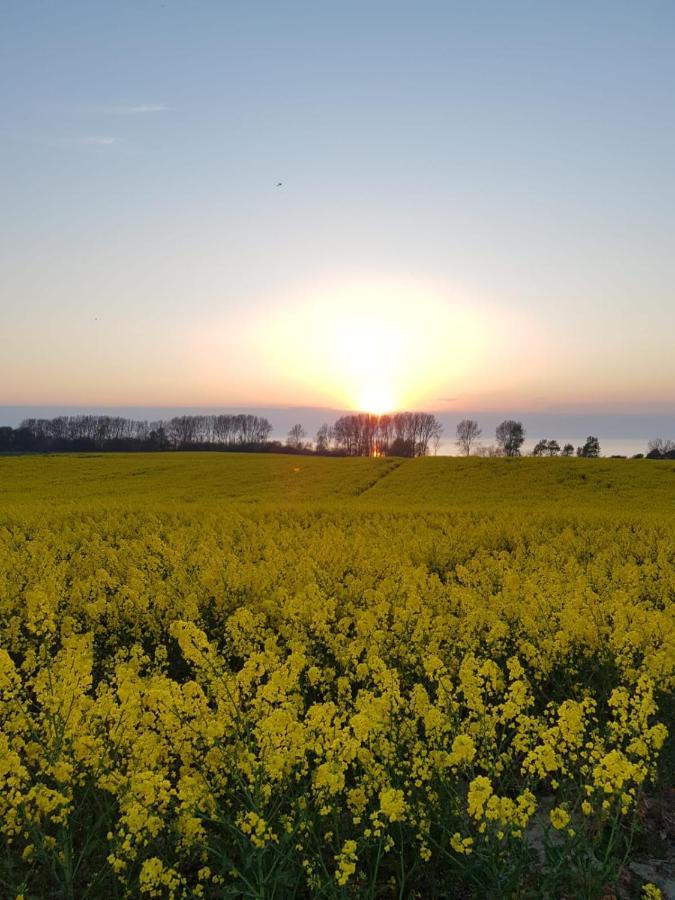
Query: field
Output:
[[0, 454, 673, 898]]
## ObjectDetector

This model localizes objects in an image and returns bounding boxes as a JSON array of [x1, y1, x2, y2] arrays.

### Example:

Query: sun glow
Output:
[[233, 278, 530, 411]]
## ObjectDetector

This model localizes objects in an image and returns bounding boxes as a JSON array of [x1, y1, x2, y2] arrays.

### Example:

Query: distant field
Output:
[[0, 452, 393, 509], [0, 452, 673, 898], [1, 451, 674, 516]]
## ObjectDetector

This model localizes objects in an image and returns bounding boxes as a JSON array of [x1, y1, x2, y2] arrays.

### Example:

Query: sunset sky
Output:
[[2, 1, 674, 418]]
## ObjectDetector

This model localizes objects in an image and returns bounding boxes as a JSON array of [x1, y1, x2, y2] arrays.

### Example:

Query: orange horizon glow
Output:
[[5, 276, 675, 414]]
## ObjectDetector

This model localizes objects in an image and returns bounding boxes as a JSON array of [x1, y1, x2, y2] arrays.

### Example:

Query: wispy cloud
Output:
[[93, 104, 169, 114], [81, 136, 116, 145], [37, 135, 119, 149]]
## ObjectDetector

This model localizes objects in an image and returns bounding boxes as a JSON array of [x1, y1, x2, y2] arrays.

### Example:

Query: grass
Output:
[[0, 452, 673, 517]]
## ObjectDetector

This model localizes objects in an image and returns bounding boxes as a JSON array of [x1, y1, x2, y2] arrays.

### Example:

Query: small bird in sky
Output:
[[276, 182, 283, 187]]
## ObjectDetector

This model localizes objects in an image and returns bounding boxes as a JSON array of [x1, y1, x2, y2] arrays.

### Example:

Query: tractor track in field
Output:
[[353, 458, 407, 497]]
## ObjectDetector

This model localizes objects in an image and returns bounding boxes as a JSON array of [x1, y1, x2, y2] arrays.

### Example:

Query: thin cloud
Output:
[[81, 136, 116, 145], [94, 104, 169, 114], [39, 135, 119, 149]]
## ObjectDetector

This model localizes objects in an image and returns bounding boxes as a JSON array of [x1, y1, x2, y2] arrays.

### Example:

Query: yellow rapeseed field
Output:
[[0, 454, 673, 898]]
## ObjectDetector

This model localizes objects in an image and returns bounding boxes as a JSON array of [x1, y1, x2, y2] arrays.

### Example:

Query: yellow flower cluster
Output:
[[0, 490, 672, 897]]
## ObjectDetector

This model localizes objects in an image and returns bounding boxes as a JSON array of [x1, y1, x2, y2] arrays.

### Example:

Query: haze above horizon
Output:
[[2, 1, 674, 415]]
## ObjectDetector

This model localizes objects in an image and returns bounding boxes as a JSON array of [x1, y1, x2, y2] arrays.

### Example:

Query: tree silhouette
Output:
[[286, 424, 307, 449], [495, 420, 525, 457], [455, 419, 482, 456], [577, 436, 601, 458]]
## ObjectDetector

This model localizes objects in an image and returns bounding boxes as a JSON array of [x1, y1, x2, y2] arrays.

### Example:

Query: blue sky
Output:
[[1, 1, 674, 419]]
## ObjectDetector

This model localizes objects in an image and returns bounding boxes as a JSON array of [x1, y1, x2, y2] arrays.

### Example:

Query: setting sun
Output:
[[358, 385, 395, 415]]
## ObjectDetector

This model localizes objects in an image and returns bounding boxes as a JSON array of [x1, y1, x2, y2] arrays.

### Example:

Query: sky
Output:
[[1, 1, 674, 429]]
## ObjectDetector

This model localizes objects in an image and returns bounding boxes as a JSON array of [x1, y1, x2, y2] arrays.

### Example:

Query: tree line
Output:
[[1, 413, 671, 459], [296, 412, 443, 458], [455, 419, 675, 459], [455, 418, 603, 457], [0, 414, 274, 453], [0, 411, 444, 457]]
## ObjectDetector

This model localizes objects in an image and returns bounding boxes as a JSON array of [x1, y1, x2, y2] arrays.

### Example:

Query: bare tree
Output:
[[475, 444, 502, 457], [455, 419, 482, 456], [414, 413, 442, 456], [287, 423, 306, 449], [428, 415, 443, 456], [377, 415, 394, 455], [167, 416, 199, 447], [330, 411, 441, 457], [314, 424, 333, 453], [16, 412, 273, 451]]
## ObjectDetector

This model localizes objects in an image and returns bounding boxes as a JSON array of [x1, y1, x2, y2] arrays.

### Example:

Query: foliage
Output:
[[532, 440, 560, 457], [0, 454, 673, 898], [646, 440, 675, 461], [578, 436, 602, 459], [495, 420, 526, 457]]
